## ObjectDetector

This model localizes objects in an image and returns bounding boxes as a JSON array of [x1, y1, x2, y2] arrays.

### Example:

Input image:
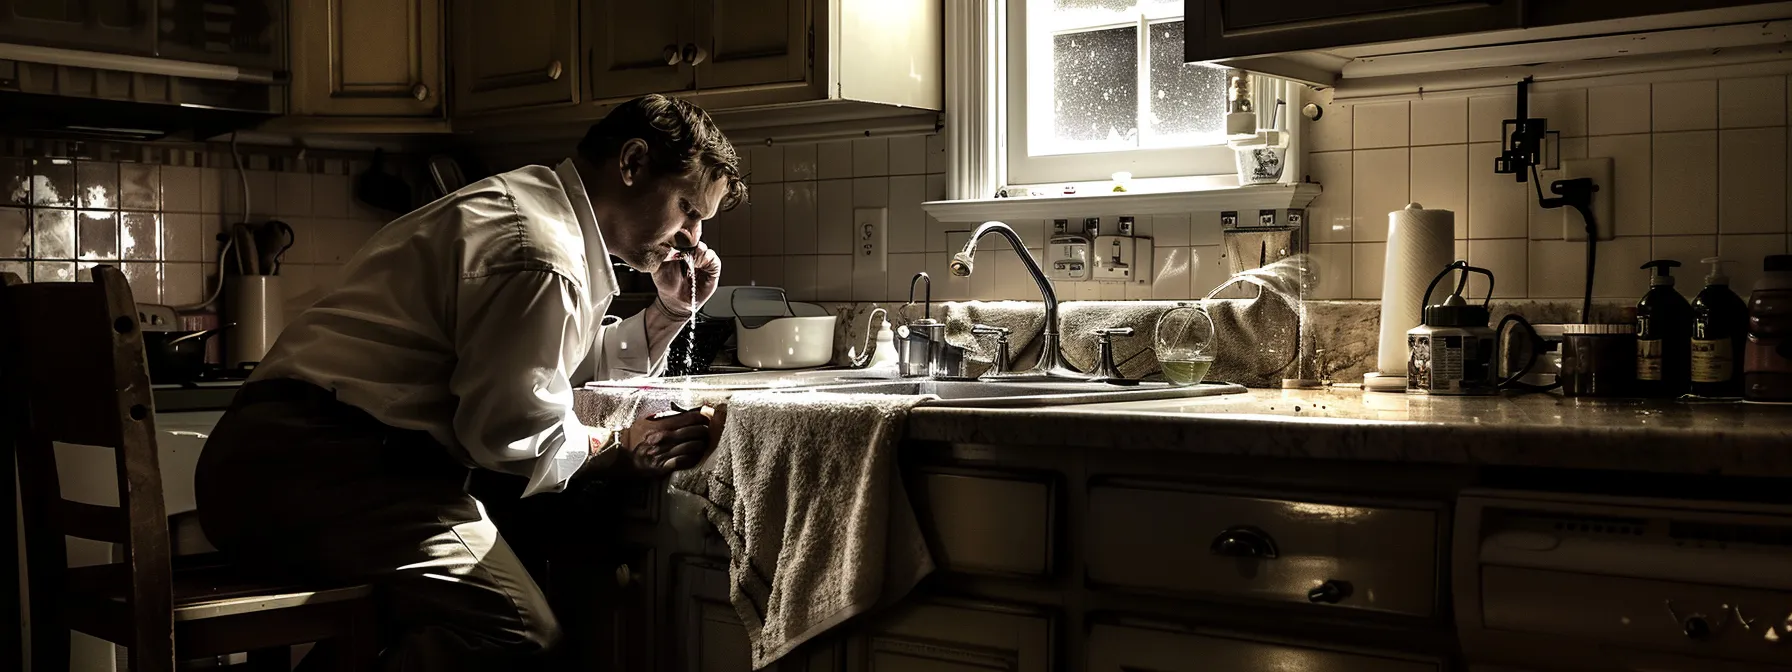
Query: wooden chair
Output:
[[1, 266, 379, 672]]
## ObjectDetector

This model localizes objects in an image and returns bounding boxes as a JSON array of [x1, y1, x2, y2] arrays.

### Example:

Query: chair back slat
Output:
[[2, 266, 176, 672]]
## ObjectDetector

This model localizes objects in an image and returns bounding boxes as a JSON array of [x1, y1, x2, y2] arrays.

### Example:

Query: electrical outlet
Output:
[[1562, 158, 1614, 241], [854, 206, 887, 273], [1092, 235, 1135, 282], [1046, 235, 1090, 281]]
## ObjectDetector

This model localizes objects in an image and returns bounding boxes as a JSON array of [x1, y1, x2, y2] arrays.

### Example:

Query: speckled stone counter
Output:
[[904, 388, 1792, 477]]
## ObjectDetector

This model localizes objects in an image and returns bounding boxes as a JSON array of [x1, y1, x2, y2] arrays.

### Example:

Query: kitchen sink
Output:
[[811, 379, 1248, 408]]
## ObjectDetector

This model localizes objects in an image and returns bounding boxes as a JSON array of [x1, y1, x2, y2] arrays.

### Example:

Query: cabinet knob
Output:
[[546, 60, 564, 81], [1307, 580, 1351, 604], [1209, 525, 1279, 559], [684, 43, 708, 66], [411, 83, 429, 101], [663, 44, 682, 66], [614, 563, 638, 588]]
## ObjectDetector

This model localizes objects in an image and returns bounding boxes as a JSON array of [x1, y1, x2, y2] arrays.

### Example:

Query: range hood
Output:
[[0, 42, 283, 141]]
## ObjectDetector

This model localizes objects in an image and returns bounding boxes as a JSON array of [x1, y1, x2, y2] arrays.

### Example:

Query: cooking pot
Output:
[[143, 324, 233, 383]]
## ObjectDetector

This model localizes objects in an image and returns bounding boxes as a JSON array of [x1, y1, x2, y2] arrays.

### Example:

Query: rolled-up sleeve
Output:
[[448, 269, 592, 497], [591, 309, 666, 381]]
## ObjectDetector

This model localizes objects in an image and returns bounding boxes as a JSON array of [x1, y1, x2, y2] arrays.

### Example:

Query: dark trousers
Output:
[[195, 379, 561, 672]]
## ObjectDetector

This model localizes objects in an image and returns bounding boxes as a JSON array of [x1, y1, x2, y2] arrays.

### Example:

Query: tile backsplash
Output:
[[1304, 72, 1792, 303], [0, 138, 400, 324], [707, 135, 1235, 304]]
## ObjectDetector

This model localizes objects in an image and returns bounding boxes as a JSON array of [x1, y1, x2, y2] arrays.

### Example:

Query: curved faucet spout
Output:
[[952, 221, 1086, 379]]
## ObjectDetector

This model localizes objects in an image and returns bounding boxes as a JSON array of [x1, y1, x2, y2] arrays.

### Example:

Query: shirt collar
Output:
[[553, 158, 619, 298]]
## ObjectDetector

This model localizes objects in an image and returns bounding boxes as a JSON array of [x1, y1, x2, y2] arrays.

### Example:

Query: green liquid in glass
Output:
[[1160, 356, 1215, 386]]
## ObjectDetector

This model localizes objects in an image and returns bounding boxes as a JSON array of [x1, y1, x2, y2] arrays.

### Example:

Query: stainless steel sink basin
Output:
[[811, 379, 1248, 408]]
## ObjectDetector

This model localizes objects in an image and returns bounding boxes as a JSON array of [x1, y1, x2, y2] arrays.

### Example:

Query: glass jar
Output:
[[1155, 303, 1217, 386]]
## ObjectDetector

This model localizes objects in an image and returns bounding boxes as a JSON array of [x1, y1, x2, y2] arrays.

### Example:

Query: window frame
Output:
[[1002, 0, 1294, 188]]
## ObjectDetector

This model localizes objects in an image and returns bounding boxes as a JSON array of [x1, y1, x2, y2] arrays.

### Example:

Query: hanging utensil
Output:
[[428, 155, 468, 197], [232, 222, 260, 276], [255, 220, 295, 275]]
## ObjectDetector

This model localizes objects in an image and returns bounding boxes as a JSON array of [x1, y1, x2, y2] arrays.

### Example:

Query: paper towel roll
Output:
[[1376, 203, 1456, 375]]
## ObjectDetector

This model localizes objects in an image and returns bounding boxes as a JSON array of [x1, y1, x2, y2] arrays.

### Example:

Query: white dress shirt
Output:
[[251, 159, 664, 497]]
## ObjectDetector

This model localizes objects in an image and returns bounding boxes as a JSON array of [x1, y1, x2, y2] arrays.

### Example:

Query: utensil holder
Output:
[[226, 276, 284, 369]]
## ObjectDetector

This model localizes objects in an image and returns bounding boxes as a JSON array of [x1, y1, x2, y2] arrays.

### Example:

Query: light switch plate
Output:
[[1562, 158, 1614, 241], [1092, 235, 1134, 281], [855, 207, 887, 273]]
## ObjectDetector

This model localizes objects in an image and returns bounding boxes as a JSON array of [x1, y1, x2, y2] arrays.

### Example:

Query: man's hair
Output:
[[576, 94, 747, 212]]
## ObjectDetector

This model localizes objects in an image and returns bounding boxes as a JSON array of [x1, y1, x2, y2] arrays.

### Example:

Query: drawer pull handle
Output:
[[1209, 526, 1278, 559], [1307, 579, 1351, 604]]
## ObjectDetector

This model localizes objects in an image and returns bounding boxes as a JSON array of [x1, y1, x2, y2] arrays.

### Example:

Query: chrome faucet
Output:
[[949, 221, 1086, 379]]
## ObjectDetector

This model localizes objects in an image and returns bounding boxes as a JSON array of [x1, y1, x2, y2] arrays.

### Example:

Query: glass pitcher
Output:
[[1155, 303, 1217, 386]]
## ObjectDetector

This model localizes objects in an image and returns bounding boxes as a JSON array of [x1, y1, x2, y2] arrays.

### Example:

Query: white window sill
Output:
[[921, 181, 1322, 223]]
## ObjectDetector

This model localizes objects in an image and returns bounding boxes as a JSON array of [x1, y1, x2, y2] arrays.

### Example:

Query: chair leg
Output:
[[247, 646, 291, 672]]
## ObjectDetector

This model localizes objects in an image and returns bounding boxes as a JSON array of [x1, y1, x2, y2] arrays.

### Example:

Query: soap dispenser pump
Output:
[[1636, 259, 1693, 397], [1691, 257, 1748, 398]]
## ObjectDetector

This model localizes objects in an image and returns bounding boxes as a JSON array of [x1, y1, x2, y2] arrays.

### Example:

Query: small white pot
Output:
[[735, 316, 837, 369]]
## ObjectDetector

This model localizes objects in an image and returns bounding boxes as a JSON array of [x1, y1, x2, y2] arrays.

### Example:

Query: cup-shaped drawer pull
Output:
[[1209, 525, 1278, 559]]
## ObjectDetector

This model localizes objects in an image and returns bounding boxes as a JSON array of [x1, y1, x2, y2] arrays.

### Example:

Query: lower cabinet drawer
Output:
[[1088, 624, 1440, 672], [911, 470, 1056, 578], [1086, 483, 1440, 617]]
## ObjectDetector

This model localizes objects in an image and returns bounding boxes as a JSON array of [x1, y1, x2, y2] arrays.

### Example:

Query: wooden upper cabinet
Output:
[[696, 0, 808, 91], [289, 0, 442, 117], [584, 0, 696, 103], [1185, 0, 1522, 62], [452, 0, 579, 115]]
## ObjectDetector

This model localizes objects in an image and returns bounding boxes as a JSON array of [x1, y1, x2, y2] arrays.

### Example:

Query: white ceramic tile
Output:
[[1526, 167, 1567, 240], [120, 211, 159, 261], [818, 141, 854, 179], [733, 144, 752, 177], [1351, 242, 1387, 300], [1585, 134, 1652, 237], [1720, 233, 1789, 296], [783, 182, 818, 255], [926, 173, 948, 202], [1151, 246, 1192, 299], [782, 144, 818, 181], [163, 262, 203, 304], [1353, 101, 1410, 149], [706, 200, 751, 258], [1465, 238, 1527, 298], [1530, 236, 1651, 299], [852, 138, 890, 177], [926, 215, 957, 253], [1306, 95, 1353, 152], [1410, 97, 1468, 146], [816, 179, 854, 255], [312, 174, 351, 219], [161, 166, 200, 213], [783, 255, 818, 302], [888, 176, 925, 253], [1409, 144, 1469, 240], [750, 192, 784, 255], [120, 261, 160, 303], [1304, 243, 1352, 300], [159, 213, 202, 262], [1652, 131, 1718, 235], [118, 164, 158, 211], [718, 254, 749, 287], [199, 168, 224, 214], [886, 252, 926, 301], [1468, 142, 1528, 239], [1469, 95, 1516, 144], [992, 249, 1037, 300], [1096, 279, 1127, 301], [890, 135, 927, 175], [1305, 151, 1352, 243], [1719, 127, 1788, 234], [1351, 148, 1409, 242], [1651, 234, 1717, 268], [816, 255, 853, 301], [1124, 269, 1155, 300], [852, 177, 888, 208], [1653, 80, 1718, 132], [853, 249, 886, 301], [1149, 213, 1191, 248], [752, 255, 785, 289], [1719, 76, 1787, 129], [276, 172, 311, 217], [1190, 212, 1223, 246], [925, 133, 948, 174], [748, 146, 784, 183], [1529, 89, 1588, 138], [1588, 84, 1651, 136], [1193, 245, 1227, 297]]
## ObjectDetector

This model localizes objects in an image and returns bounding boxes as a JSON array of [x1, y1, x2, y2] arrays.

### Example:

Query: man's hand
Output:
[[653, 242, 721, 317], [587, 407, 715, 479]]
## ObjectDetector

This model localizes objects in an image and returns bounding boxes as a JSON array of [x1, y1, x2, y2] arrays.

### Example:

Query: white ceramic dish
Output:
[[735, 315, 837, 369]]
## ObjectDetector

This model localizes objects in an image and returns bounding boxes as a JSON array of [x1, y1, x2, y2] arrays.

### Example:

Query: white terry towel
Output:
[[669, 392, 933, 669]]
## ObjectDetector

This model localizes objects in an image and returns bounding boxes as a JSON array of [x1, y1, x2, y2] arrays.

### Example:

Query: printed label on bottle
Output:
[[1691, 339, 1733, 383], [1637, 338, 1664, 380]]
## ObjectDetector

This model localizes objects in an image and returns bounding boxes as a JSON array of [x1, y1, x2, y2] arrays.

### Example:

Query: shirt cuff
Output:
[[521, 410, 591, 498]]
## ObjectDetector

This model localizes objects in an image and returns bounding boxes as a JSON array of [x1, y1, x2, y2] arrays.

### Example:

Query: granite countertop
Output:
[[904, 388, 1792, 477]]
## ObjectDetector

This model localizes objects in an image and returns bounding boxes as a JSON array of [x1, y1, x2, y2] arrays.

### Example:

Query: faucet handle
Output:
[[971, 324, 1013, 377], [1094, 327, 1135, 340], [971, 324, 1011, 339], [1091, 327, 1136, 384]]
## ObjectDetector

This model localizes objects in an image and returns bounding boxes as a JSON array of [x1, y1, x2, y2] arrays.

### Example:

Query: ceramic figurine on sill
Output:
[[191, 95, 743, 672]]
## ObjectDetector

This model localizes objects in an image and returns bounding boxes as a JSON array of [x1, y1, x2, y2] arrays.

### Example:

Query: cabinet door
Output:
[[0, 0, 155, 55], [1088, 623, 1438, 672], [676, 558, 843, 672], [1185, 0, 1521, 62], [585, 0, 696, 102], [451, 0, 578, 114], [695, 0, 807, 91], [289, 0, 442, 117], [848, 601, 1053, 672]]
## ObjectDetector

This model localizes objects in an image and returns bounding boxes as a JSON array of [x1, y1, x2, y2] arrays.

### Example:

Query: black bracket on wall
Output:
[[1493, 77, 1555, 182]]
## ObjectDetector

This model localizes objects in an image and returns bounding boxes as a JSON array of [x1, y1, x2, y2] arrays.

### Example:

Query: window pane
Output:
[[1148, 21, 1227, 145], [1051, 26, 1139, 153]]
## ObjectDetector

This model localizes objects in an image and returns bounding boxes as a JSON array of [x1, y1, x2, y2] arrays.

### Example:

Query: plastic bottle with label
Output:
[[1634, 260, 1692, 398], [1745, 254, 1792, 402], [1690, 257, 1748, 398]]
